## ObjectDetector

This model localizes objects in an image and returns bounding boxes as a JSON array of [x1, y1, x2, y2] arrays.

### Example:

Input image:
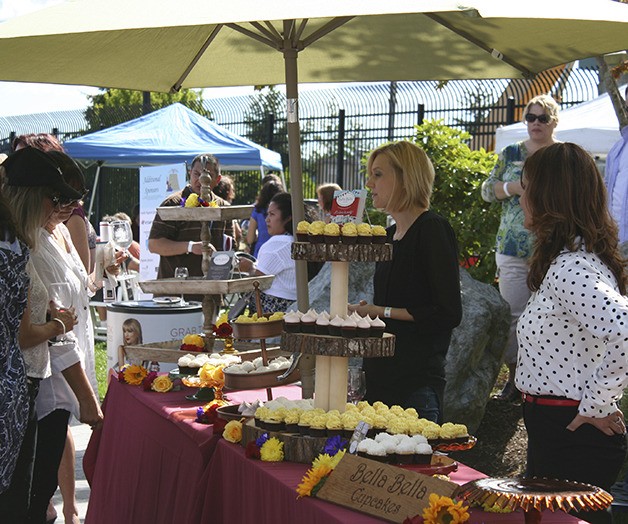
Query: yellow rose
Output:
[[222, 420, 243, 443], [151, 375, 174, 393], [184, 194, 200, 207], [199, 363, 215, 383], [182, 334, 205, 348], [210, 366, 224, 385]]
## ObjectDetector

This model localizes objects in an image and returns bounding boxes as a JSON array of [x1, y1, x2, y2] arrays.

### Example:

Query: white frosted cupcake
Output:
[[369, 316, 386, 338], [329, 315, 344, 337], [341, 316, 357, 339], [357, 316, 371, 338], [315, 314, 330, 335]]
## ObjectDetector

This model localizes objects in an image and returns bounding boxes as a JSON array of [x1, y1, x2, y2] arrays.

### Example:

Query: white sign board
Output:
[[139, 163, 186, 293]]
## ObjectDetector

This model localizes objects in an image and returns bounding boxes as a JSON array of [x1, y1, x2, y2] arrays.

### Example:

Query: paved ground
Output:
[[51, 420, 91, 523]]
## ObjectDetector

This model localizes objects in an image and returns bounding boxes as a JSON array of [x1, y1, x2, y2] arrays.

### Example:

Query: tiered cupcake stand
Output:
[[285, 242, 396, 411]]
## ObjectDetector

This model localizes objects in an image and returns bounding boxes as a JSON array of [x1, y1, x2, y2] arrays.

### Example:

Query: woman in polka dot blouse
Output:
[[517, 143, 627, 524]]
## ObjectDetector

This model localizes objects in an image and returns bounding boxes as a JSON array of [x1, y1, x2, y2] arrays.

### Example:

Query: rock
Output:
[[444, 270, 509, 433], [307, 261, 375, 311]]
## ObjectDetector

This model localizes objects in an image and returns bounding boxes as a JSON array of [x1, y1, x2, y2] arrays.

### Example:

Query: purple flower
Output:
[[323, 435, 347, 456], [256, 432, 270, 448], [196, 406, 207, 423]]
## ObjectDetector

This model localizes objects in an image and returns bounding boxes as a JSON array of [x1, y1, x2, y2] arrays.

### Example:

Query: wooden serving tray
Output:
[[156, 204, 253, 222], [124, 339, 284, 364], [231, 319, 284, 339], [281, 331, 395, 358], [139, 275, 273, 295], [291, 242, 392, 262], [223, 366, 300, 390]]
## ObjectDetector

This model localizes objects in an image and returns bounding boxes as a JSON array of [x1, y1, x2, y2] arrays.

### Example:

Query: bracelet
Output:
[[187, 240, 194, 254], [52, 317, 66, 335], [384, 306, 392, 319], [503, 182, 512, 198]]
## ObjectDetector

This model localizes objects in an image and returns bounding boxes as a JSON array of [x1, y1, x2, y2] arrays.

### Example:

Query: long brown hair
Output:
[[523, 143, 626, 294]]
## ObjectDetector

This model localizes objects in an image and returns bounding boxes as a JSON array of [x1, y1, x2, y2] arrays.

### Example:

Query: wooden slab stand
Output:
[[139, 275, 274, 296], [292, 242, 392, 262], [156, 204, 253, 222], [281, 332, 395, 358]]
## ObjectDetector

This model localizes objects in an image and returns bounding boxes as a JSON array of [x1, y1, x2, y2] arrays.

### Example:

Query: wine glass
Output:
[[174, 266, 189, 305], [110, 220, 133, 280], [49, 282, 73, 344], [347, 367, 366, 404]]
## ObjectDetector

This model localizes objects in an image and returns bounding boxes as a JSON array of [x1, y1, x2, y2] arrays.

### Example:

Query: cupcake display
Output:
[[296, 220, 310, 242], [294, 221, 388, 246], [283, 310, 387, 339]]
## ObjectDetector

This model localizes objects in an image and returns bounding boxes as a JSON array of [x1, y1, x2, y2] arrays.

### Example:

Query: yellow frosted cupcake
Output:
[[357, 223, 373, 244], [296, 220, 310, 242], [307, 221, 325, 243], [341, 222, 358, 244], [323, 222, 341, 244], [372, 225, 387, 244]]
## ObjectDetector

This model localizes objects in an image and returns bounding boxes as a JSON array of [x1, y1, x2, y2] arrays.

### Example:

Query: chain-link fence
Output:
[[0, 67, 602, 223]]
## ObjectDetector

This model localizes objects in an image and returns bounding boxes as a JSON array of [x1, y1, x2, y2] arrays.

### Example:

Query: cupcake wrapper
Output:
[[315, 325, 330, 335], [357, 236, 372, 244], [296, 233, 309, 242], [372, 236, 386, 244], [341, 236, 357, 245]]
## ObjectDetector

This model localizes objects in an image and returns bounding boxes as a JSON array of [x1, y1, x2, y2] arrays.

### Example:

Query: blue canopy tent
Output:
[[64, 103, 283, 217]]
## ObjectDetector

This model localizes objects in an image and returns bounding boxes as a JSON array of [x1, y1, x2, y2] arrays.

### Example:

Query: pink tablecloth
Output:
[[200, 440, 586, 524], [83, 376, 302, 524]]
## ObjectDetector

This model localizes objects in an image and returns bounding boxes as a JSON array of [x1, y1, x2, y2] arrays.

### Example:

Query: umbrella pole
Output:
[[283, 38, 314, 399]]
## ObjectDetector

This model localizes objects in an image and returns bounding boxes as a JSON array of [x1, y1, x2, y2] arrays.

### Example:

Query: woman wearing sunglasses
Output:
[[481, 94, 560, 402]]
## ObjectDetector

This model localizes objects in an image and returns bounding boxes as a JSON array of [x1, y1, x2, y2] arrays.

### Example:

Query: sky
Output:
[[0, 0, 257, 117]]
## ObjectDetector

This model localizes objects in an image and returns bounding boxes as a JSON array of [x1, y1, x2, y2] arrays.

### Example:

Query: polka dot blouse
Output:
[[515, 247, 628, 418]]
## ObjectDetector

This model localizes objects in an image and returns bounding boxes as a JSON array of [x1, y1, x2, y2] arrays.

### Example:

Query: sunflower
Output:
[[422, 494, 469, 524], [296, 464, 333, 498], [123, 364, 148, 386]]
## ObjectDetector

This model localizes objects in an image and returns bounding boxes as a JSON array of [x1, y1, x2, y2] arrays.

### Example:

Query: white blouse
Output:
[[21, 260, 52, 379], [255, 234, 297, 301], [516, 246, 628, 418], [31, 225, 97, 420]]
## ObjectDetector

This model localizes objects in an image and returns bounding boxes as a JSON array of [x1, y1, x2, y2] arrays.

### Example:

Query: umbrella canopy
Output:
[[0, 0, 626, 91], [64, 103, 283, 170], [1, 0, 626, 311]]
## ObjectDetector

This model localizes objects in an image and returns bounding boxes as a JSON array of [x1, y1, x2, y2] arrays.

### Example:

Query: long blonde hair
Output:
[[3, 185, 49, 249]]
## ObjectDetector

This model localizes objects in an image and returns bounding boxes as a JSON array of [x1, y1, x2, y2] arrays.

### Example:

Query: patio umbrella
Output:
[[1, 0, 627, 309]]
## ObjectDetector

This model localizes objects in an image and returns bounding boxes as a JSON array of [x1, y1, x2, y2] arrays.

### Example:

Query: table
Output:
[[84, 378, 585, 524], [200, 440, 586, 524], [83, 376, 302, 524]]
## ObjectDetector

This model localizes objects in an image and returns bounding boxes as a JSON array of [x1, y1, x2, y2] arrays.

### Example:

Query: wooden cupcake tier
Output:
[[292, 242, 392, 262], [139, 275, 273, 296], [156, 204, 253, 222], [124, 339, 285, 364], [455, 477, 613, 514], [223, 367, 300, 390], [281, 331, 395, 358]]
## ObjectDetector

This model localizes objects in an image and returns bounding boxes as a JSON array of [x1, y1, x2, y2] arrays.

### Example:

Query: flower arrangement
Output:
[[180, 333, 205, 353], [212, 311, 233, 339], [296, 436, 347, 498], [223, 420, 243, 443], [243, 432, 284, 462], [182, 193, 219, 208], [403, 494, 470, 524], [118, 364, 180, 393], [195, 400, 228, 433]]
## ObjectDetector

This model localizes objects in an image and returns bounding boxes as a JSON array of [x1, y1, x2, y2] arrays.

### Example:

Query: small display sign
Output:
[[206, 250, 234, 280]]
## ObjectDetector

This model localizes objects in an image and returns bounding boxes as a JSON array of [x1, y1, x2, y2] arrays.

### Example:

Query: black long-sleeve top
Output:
[[364, 210, 462, 408]]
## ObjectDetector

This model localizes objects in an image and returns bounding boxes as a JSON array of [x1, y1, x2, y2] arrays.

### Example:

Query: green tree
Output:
[[415, 120, 499, 284], [84, 88, 210, 130]]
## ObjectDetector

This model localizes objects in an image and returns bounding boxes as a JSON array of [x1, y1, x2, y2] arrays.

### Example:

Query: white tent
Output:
[[494, 92, 621, 156]]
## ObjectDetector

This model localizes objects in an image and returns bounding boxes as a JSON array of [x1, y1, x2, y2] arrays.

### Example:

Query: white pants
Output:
[[496, 253, 530, 366]]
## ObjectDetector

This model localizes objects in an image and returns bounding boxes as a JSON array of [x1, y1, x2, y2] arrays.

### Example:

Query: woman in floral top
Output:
[[481, 94, 560, 402]]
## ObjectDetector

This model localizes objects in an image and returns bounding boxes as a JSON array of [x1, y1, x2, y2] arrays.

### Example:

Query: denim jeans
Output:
[[404, 386, 440, 423]]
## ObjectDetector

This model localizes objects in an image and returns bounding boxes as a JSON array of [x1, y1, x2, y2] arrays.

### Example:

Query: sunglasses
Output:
[[49, 191, 87, 208], [524, 113, 550, 124]]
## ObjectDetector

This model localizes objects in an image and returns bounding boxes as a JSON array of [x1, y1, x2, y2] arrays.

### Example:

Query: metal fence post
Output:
[[388, 81, 397, 141], [266, 113, 275, 152], [506, 96, 515, 125], [336, 109, 346, 188], [417, 104, 425, 125]]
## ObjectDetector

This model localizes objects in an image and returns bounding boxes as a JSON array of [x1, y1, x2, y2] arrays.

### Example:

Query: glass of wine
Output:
[[49, 282, 73, 344], [174, 266, 189, 305], [347, 367, 366, 404], [110, 220, 133, 280]]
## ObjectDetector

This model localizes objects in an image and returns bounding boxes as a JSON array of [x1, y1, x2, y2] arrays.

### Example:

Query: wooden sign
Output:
[[316, 454, 457, 523]]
